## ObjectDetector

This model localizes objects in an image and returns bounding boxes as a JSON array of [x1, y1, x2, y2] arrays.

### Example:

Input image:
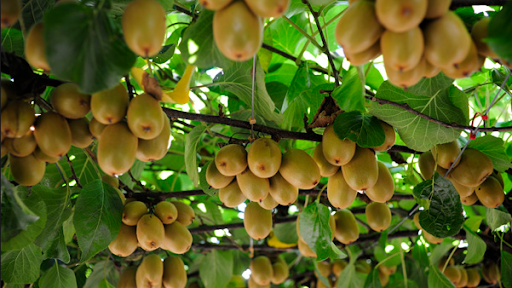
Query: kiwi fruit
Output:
[[258, 193, 278, 210], [108, 223, 138, 257], [279, 148, 320, 189], [334, 209, 359, 244], [316, 262, 331, 277], [450, 148, 493, 187], [171, 201, 195, 226], [161, 221, 193, 254], [199, 0, 232, 10], [431, 141, 461, 169], [25, 22, 50, 71], [218, 180, 247, 207], [365, 202, 392, 232], [248, 277, 270, 288], [237, 168, 270, 202], [332, 260, 348, 277], [335, 1, 384, 53], [365, 161, 395, 203], [327, 169, 357, 209], [423, 230, 444, 244], [465, 268, 481, 288], [385, 57, 426, 89], [244, 0, 290, 18], [34, 112, 72, 158], [475, 176, 504, 208], [251, 256, 273, 285], [163, 256, 187, 288], [437, 256, 455, 270], [89, 118, 107, 139], [341, 146, 379, 191], [312, 144, 339, 177], [213, 1, 263, 61], [450, 180, 474, 198], [268, 172, 298, 206], [122, 201, 148, 226], [215, 144, 248, 176], [127, 93, 164, 140], [418, 151, 435, 180], [456, 267, 468, 288], [297, 238, 317, 258], [378, 265, 397, 276], [442, 41, 480, 79], [380, 27, 424, 72], [33, 147, 59, 163], [344, 40, 382, 66], [136, 214, 165, 251], [444, 266, 461, 285], [471, 18, 498, 58], [50, 83, 91, 119], [379, 271, 390, 286], [424, 12, 471, 69], [490, 170, 504, 188], [322, 125, 356, 166], [425, 0, 451, 18], [247, 138, 282, 178], [244, 202, 272, 240], [135, 254, 164, 288], [97, 122, 138, 176], [4, 132, 37, 157], [91, 83, 129, 125], [154, 201, 178, 224], [1, 100, 36, 138], [206, 160, 234, 189], [271, 261, 289, 285], [376, 0, 427, 32], [117, 266, 137, 288], [413, 212, 421, 229], [122, 0, 166, 57], [68, 118, 94, 148], [1, 0, 21, 28], [461, 192, 478, 206], [136, 113, 171, 162], [424, 60, 441, 78], [9, 154, 46, 186], [373, 121, 396, 151]]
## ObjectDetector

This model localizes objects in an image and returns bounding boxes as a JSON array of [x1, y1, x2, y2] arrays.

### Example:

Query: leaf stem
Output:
[[282, 16, 324, 51]]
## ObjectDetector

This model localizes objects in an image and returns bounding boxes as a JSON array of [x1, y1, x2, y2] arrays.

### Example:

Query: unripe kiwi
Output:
[[237, 168, 270, 202], [437, 256, 455, 270], [424, 60, 440, 78], [465, 268, 481, 288], [344, 40, 382, 66], [376, 0, 427, 32], [471, 18, 498, 58], [206, 160, 234, 189], [244, 202, 272, 240], [247, 138, 282, 178], [122, 201, 148, 226], [335, 1, 384, 53], [341, 146, 379, 191], [91, 83, 129, 125], [444, 266, 461, 285], [297, 238, 317, 257], [334, 209, 359, 244], [312, 144, 339, 177], [268, 172, 298, 206], [442, 41, 480, 79], [163, 256, 187, 288], [50, 83, 91, 119], [68, 118, 94, 148], [34, 112, 72, 158], [385, 57, 426, 89], [461, 192, 478, 206], [213, 1, 263, 61], [127, 93, 164, 140], [418, 151, 435, 180], [425, 0, 451, 19], [9, 154, 46, 186], [33, 147, 59, 163], [378, 265, 397, 276], [154, 201, 178, 224], [89, 118, 106, 139], [4, 132, 37, 157], [431, 140, 461, 169], [97, 122, 138, 176], [251, 256, 273, 285], [1, 0, 21, 28], [108, 223, 138, 257], [373, 121, 396, 151], [122, 0, 166, 57], [379, 271, 390, 286], [475, 176, 504, 208], [381, 27, 424, 72], [316, 261, 332, 278], [456, 267, 468, 288], [327, 169, 357, 209], [490, 170, 504, 189], [171, 201, 195, 226], [215, 144, 248, 176], [244, 0, 290, 18], [136, 112, 171, 162], [136, 214, 165, 251], [322, 125, 356, 166], [423, 229, 444, 244], [365, 202, 392, 232], [25, 22, 50, 71], [135, 254, 164, 288], [1, 100, 35, 138], [218, 180, 247, 208], [161, 221, 193, 254], [450, 180, 474, 198], [199, 0, 232, 10], [365, 162, 395, 203], [450, 148, 493, 187], [332, 260, 348, 277], [248, 277, 270, 288], [271, 261, 289, 285], [279, 149, 320, 189], [258, 193, 278, 210]]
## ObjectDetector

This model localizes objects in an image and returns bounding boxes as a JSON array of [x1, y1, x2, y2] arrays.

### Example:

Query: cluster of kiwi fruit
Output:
[[109, 199, 194, 257], [248, 255, 289, 287], [335, 0, 506, 88], [116, 254, 187, 288], [418, 141, 504, 208], [317, 123, 397, 209], [438, 256, 497, 287], [202, 0, 289, 61]]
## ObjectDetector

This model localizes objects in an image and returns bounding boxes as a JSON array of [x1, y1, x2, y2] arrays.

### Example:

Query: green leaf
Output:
[[414, 174, 464, 238], [74, 180, 123, 262], [1, 28, 24, 57], [412, 240, 430, 268], [214, 60, 283, 124], [118, 159, 145, 189], [467, 135, 512, 172], [199, 161, 218, 197], [44, 3, 136, 93], [427, 265, 456, 288], [199, 250, 234, 288], [463, 229, 486, 265], [185, 125, 207, 187], [83, 261, 119, 288], [333, 66, 365, 112], [374, 239, 402, 267], [464, 216, 484, 232], [370, 79, 467, 152], [1, 175, 40, 243], [336, 263, 367, 288], [98, 279, 116, 288], [333, 111, 385, 148], [1, 187, 47, 252], [39, 263, 77, 288], [485, 207, 512, 230], [299, 202, 334, 261], [363, 269, 383, 288], [1, 243, 43, 284], [274, 222, 298, 244], [430, 241, 454, 267], [502, 250, 512, 288], [487, 2, 512, 63]]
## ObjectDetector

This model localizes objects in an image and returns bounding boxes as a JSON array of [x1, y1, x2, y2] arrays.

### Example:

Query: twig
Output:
[[124, 74, 135, 100], [66, 154, 82, 188]]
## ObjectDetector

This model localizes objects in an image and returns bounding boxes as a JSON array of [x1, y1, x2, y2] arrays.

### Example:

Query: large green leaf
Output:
[[333, 66, 365, 112], [463, 229, 486, 265], [467, 135, 512, 172], [1, 28, 24, 57], [199, 250, 233, 288], [1, 176, 40, 243], [274, 222, 298, 244], [363, 269, 383, 288], [485, 207, 512, 230], [336, 262, 367, 288], [1, 187, 47, 252], [214, 60, 283, 123], [502, 251, 512, 288], [487, 2, 512, 63], [370, 78, 467, 152], [185, 125, 207, 187], [44, 3, 136, 93], [427, 265, 455, 288], [39, 263, 77, 288], [333, 111, 385, 148], [414, 174, 464, 238], [0, 243, 43, 284], [74, 180, 123, 262], [83, 261, 119, 288]]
